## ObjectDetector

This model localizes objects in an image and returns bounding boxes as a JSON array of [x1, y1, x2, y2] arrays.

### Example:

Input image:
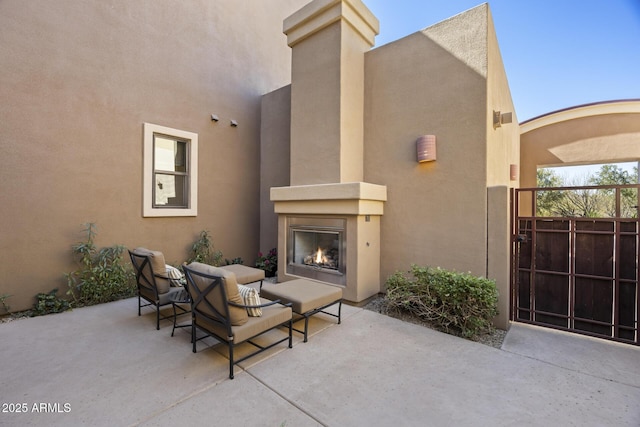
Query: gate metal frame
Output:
[[511, 184, 639, 345]]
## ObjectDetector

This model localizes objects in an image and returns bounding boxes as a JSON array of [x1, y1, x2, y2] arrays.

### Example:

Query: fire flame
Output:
[[314, 247, 327, 264]]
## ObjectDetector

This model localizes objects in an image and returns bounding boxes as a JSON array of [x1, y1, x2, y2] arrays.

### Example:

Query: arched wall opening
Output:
[[520, 99, 640, 189]]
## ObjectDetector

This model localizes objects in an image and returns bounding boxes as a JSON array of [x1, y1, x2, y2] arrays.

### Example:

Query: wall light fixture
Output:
[[510, 164, 519, 181], [493, 110, 513, 129], [416, 135, 436, 163]]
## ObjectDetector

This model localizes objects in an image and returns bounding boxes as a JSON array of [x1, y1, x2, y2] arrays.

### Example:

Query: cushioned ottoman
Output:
[[260, 279, 342, 342], [219, 264, 265, 287]]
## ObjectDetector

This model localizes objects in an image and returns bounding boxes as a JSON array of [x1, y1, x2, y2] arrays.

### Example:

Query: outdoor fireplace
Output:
[[270, 2, 386, 302], [287, 217, 346, 286]]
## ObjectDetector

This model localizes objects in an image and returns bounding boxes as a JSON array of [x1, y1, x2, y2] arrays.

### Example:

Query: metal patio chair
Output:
[[129, 248, 189, 330], [183, 262, 292, 379]]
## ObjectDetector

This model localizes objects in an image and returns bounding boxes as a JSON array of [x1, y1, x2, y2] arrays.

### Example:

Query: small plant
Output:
[[32, 288, 70, 316], [65, 223, 135, 307], [385, 264, 498, 339], [255, 247, 277, 277], [187, 230, 223, 266], [0, 294, 11, 313], [225, 257, 244, 265]]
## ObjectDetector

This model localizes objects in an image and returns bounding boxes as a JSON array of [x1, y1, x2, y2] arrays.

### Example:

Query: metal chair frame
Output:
[[183, 265, 292, 379], [129, 250, 190, 330], [294, 299, 342, 343], [171, 287, 192, 337]]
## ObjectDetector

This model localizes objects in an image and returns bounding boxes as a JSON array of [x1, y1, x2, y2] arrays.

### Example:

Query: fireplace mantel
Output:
[[271, 182, 387, 215]]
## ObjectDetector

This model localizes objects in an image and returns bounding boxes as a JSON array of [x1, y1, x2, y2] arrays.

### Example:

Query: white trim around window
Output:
[[143, 123, 198, 217]]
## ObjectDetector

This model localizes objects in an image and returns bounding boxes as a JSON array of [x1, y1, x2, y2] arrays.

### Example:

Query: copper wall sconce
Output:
[[416, 135, 437, 163]]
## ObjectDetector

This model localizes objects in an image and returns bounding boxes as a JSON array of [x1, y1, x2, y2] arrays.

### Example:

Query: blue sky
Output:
[[365, 0, 640, 123]]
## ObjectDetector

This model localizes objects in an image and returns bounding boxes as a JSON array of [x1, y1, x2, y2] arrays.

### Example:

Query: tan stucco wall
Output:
[[486, 9, 520, 187], [487, 186, 511, 329], [260, 85, 292, 254], [485, 8, 519, 329], [285, 0, 378, 186], [0, 0, 306, 312], [364, 6, 490, 283], [289, 21, 343, 185], [520, 101, 640, 189], [352, 214, 382, 301]]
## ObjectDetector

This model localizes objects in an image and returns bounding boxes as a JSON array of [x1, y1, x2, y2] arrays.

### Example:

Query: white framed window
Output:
[[143, 123, 198, 217]]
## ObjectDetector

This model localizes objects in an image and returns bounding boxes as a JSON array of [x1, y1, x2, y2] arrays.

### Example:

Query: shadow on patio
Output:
[[1, 298, 639, 426]]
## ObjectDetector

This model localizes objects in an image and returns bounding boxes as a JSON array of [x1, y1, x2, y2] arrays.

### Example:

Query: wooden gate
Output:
[[512, 185, 639, 345]]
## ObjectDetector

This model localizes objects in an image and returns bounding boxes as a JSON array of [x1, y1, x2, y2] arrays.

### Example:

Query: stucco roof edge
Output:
[[520, 99, 640, 134]]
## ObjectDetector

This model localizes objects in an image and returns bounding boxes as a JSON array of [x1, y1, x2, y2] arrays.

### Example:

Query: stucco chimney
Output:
[[273, 0, 386, 303], [284, 0, 379, 185]]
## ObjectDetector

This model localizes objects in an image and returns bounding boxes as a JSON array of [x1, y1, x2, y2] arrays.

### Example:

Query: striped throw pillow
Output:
[[165, 264, 185, 287], [237, 284, 262, 317]]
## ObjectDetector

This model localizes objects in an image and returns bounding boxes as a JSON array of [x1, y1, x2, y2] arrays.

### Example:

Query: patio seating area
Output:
[[1, 297, 639, 426]]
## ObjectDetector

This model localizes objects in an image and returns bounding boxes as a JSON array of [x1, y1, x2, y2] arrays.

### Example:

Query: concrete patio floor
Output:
[[1, 297, 639, 426]]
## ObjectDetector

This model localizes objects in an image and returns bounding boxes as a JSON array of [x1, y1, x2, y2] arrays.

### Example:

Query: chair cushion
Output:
[[133, 247, 170, 294], [237, 284, 262, 317], [195, 298, 291, 343], [260, 279, 343, 314], [187, 262, 248, 326], [220, 264, 265, 285]]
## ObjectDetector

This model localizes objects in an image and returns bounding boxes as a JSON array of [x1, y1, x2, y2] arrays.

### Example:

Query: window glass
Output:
[[154, 137, 187, 172], [154, 174, 187, 207], [153, 135, 188, 208]]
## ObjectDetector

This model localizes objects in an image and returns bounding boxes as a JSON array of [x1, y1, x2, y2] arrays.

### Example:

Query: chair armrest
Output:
[[228, 300, 292, 309]]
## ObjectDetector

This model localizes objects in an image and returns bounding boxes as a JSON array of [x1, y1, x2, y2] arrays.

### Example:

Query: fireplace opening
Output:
[[297, 231, 340, 270], [286, 217, 346, 286]]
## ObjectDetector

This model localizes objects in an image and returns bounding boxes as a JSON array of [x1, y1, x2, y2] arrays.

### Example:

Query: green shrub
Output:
[[385, 265, 498, 338], [65, 223, 136, 307], [32, 288, 70, 316], [0, 293, 11, 313], [187, 230, 223, 266]]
